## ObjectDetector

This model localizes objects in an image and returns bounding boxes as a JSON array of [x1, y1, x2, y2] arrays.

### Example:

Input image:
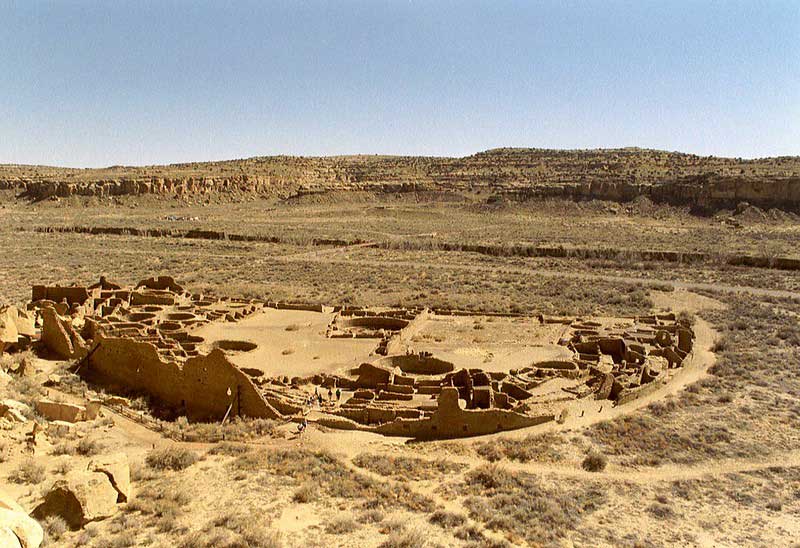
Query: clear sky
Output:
[[1, 1, 798, 167]]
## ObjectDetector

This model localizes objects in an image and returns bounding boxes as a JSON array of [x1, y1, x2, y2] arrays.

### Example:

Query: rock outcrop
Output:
[[0, 306, 35, 354], [88, 454, 132, 503], [0, 489, 44, 548], [2, 148, 799, 211], [33, 470, 120, 529]]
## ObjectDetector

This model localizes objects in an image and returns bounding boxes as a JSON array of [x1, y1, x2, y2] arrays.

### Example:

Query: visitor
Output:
[[336, 388, 341, 401]]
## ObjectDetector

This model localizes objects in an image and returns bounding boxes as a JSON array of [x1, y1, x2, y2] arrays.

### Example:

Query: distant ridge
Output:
[[1, 148, 798, 211]]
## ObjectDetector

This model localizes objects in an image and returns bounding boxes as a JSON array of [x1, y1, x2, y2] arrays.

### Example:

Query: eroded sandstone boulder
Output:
[[0, 489, 44, 548], [35, 399, 86, 423], [89, 453, 132, 503], [33, 470, 119, 529]]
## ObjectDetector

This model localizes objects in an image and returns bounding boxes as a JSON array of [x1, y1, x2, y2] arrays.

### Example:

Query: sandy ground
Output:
[[410, 315, 573, 372], [193, 308, 377, 377]]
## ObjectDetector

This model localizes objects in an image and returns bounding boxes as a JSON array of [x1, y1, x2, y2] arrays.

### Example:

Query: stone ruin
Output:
[[17, 276, 695, 439]]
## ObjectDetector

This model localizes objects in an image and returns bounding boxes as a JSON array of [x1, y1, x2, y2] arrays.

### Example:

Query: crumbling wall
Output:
[[374, 387, 553, 439], [87, 335, 280, 421]]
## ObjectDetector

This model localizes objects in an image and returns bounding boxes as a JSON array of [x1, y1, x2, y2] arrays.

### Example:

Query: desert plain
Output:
[[1, 148, 799, 547]]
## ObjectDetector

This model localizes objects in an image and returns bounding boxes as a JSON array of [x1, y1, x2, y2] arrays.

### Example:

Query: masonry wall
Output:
[[87, 335, 281, 421]]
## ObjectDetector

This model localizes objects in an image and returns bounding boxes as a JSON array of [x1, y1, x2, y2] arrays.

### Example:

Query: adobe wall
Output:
[[374, 387, 553, 440], [182, 349, 281, 421], [87, 335, 281, 421], [32, 285, 96, 305], [384, 309, 430, 354]]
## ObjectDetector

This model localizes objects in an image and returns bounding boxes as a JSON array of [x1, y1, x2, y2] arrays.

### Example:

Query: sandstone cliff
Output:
[[2, 148, 798, 211]]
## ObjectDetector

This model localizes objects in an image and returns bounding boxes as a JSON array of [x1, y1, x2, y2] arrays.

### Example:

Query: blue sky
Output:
[[1, 1, 798, 167]]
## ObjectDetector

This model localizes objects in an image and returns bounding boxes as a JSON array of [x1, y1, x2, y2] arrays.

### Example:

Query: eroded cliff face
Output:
[[2, 148, 799, 211], [0, 175, 289, 200], [504, 176, 800, 211]]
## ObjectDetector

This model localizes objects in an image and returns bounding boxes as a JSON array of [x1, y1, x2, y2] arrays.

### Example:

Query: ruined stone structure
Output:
[[27, 277, 695, 439]]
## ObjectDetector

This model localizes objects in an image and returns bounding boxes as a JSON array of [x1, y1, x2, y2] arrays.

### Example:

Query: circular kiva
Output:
[[214, 339, 258, 352], [375, 355, 455, 375]]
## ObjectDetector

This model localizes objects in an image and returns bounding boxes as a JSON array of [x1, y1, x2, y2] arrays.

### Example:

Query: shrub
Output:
[[352, 453, 465, 480], [293, 482, 315, 503], [145, 446, 198, 471], [208, 442, 252, 456], [581, 451, 607, 472], [42, 515, 68, 542], [326, 515, 359, 534], [51, 443, 74, 456], [9, 461, 46, 484], [378, 528, 427, 548], [207, 512, 282, 547], [428, 510, 466, 529], [357, 509, 385, 524], [76, 438, 102, 456], [647, 501, 675, 519], [454, 524, 485, 541]]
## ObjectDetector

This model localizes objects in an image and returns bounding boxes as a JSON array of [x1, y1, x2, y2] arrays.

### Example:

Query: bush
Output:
[[76, 438, 102, 456], [292, 483, 314, 503], [207, 442, 252, 456], [326, 515, 359, 534], [357, 509, 385, 524], [428, 510, 466, 529], [352, 453, 465, 480], [378, 528, 427, 548], [581, 451, 607, 472], [145, 446, 198, 471], [42, 515, 68, 542], [9, 461, 46, 484]]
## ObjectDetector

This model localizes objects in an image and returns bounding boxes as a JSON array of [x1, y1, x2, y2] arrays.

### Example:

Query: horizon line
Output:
[[3, 145, 799, 171]]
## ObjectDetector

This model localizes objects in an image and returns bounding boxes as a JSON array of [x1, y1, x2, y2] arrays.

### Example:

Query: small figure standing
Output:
[[328, 387, 333, 401], [336, 388, 341, 401]]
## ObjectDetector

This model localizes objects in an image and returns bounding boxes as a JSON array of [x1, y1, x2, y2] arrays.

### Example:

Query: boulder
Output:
[[0, 528, 21, 548], [3, 407, 26, 423], [0, 400, 31, 422], [0, 489, 44, 548], [35, 399, 86, 423], [12, 308, 36, 338], [84, 399, 102, 420], [0, 308, 19, 348], [33, 470, 119, 529], [88, 453, 131, 503], [46, 421, 76, 437]]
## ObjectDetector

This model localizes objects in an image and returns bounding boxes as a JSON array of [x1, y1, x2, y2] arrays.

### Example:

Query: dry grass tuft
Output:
[[352, 453, 466, 480], [581, 450, 607, 472], [459, 464, 606, 544], [145, 446, 198, 471], [9, 461, 46, 484]]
